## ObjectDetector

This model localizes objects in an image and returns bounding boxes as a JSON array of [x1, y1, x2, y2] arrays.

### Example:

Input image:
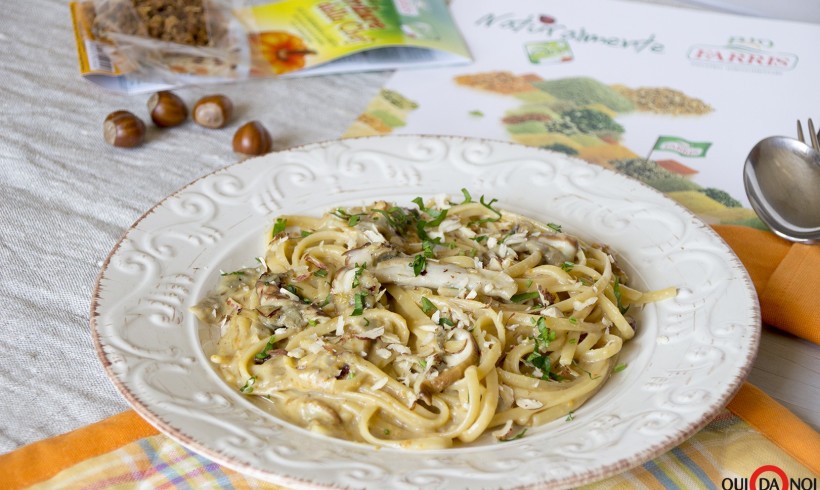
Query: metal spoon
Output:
[[743, 136, 820, 244]]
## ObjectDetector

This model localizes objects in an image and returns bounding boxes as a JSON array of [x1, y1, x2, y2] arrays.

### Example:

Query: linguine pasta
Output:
[[192, 192, 675, 448]]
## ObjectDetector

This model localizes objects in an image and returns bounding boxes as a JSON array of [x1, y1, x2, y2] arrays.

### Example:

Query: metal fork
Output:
[[796, 118, 819, 149]]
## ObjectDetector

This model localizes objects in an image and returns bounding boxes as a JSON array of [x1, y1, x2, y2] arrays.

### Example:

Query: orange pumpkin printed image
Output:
[[249, 31, 316, 75]]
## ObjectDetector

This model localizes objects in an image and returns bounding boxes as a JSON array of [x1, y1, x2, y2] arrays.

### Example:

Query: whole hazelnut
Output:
[[103, 111, 146, 148], [147, 91, 187, 127], [232, 121, 272, 156], [192, 94, 233, 129]]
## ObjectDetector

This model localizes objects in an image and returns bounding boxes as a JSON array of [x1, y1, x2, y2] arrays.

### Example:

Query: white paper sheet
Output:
[[676, 0, 820, 24]]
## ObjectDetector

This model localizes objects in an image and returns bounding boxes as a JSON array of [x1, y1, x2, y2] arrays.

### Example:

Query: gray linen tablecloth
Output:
[[3, 0, 816, 458], [0, 0, 392, 453]]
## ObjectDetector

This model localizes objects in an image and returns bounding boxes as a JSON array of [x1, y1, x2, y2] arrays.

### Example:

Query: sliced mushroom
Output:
[[255, 272, 285, 298], [255, 288, 327, 330], [419, 329, 478, 399], [355, 210, 397, 239], [514, 234, 578, 266], [538, 234, 578, 262], [343, 242, 398, 268], [354, 219, 388, 244], [373, 258, 517, 301]]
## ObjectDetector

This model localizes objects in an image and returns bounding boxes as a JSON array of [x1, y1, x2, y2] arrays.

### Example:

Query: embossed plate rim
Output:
[[91, 135, 760, 490]]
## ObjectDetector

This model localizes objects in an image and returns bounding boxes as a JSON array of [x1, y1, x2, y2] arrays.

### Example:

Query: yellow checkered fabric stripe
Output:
[[30, 410, 814, 489]]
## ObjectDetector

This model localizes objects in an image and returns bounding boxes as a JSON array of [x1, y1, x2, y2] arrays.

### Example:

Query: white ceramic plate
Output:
[[92, 135, 760, 489]]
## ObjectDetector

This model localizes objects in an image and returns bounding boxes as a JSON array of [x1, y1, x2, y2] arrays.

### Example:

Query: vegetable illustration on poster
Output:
[[346, 0, 820, 229]]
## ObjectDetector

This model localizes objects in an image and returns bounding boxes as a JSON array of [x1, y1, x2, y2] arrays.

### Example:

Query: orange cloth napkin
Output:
[[1, 225, 817, 489], [713, 225, 820, 344], [0, 411, 159, 488], [2, 383, 817, 489]]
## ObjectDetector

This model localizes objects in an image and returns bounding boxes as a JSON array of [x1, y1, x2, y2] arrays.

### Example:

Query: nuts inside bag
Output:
[[89, 0, 246, 80], [93, 0, 218, 46]]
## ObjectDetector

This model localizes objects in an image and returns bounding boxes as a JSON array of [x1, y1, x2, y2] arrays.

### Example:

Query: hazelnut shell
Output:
[[147, 91, 188, 127], [193, 94, 233, 129], [103, 111, 146, 148], [232, 121, 272, 156]]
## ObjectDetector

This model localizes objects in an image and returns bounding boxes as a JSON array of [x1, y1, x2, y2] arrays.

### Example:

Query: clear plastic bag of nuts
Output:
[[89, 0, 250, 82]]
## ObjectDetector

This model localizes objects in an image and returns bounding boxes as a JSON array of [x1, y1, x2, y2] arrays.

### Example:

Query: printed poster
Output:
[[345, 0, 820, 228]]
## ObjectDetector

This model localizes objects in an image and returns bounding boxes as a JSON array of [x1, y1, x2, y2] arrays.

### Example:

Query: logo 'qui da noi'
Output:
[[722, 465, 817, 490]]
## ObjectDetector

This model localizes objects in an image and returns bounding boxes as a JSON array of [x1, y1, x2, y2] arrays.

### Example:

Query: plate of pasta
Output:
[[92, 135, 760, 489]]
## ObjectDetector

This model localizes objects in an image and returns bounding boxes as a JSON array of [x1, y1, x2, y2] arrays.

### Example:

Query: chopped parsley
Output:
[[307, 319, 318, 327], [220, 269, 245, 276], [474, 235, 488, 243], [411, 254, 427, 276], [272, 218, 287, 235], [460, 188, 473, 203], [526, 317, 558, 380], [418, 359, 428, 369], [470, 195, 502, 225], [421, 240, 436, 258], [254, 336, 277, 364], [419, 297, 437, 315], [480, 195, 501, 215], [438, 317, 455, 327], [547, 222, 562, 233], [313, 268, 328, 278], [284, 284, 305, 302], [383, 428, 391, 435], [352, 263, 366, 288], [373, 206, 414, 236], [511, 291, 540, 303], [526, 350, 551, 379], [469, 110, 484, 118], [533, 317, 556, 349], [352, 292, 367, 316], [411, 203, 450, 249], [568, 338, 578, 345], [412, 197, 449, 227], [566, 411, 574, 422], [561, 261, 574, 272], [240, 376, 257, 393], [613, 277, 629, 314], [300, 230, 312, 237], [569, 316, 578, 325], [525, 279, 533, 288], [332, 208, 365, 227], [613, 363, 628, 373]]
